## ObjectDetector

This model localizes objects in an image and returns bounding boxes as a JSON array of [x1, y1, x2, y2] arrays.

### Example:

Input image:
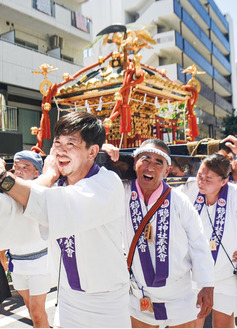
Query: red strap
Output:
[[127, 187, 172, 272]]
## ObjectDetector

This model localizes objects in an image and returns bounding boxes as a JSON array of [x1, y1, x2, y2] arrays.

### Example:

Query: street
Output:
[[0, 285, 57, 328]]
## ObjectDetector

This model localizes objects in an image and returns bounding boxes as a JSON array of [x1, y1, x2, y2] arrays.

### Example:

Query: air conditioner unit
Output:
[[49, 35, 59, 49], [58, 36, 64, 49], [49, 35, 64, 49]]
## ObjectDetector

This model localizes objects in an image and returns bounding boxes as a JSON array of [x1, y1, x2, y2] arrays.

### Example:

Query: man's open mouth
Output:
[[144, 174, 153, 181]]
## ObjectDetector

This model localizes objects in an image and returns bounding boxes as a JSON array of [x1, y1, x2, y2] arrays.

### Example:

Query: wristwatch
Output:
[[0, 174, 15, 192], [0, 169, 6, 180]]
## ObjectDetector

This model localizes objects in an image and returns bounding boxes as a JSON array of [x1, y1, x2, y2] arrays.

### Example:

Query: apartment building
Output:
[[0, 0, 91, 156], [83, 0, 236, 140]]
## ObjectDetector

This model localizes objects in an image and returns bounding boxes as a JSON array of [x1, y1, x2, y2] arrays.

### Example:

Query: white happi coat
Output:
[[180, 178, 237, 297], [24, 167, 129, 293], [123, 181, 214, 300], [24, 167, 130, 327], [0, 192, 48, 275]]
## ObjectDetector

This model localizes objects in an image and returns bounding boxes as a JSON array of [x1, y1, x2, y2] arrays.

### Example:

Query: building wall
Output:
[[0, 0, 92, 155], [82, 0, 124, 39], [225, 14, 237, 110]]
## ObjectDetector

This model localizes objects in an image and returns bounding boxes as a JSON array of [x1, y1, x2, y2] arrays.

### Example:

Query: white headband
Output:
[[133, 147, 171, 166]]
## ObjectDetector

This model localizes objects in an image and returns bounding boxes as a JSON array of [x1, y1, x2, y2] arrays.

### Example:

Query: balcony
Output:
[[171, 3, 231, 77], [183, 39, 213, 76], [0, 105, 17, 132], [177, 63, 185, 83], [213, 69, 232, 95], [156, 2, 212, 66], [196, 81, 231, 119], [208, 0, 229, 33], [123, 0, 154, 12], [136, 0, 177, 27], [153, 62, 232, 119], [155, 62, 232, 120], [210, 19, 230, 54], [0, 0, 92, 46], [174, 0, 181, 18], [212, 44, 231, 75], [181, 0, 229, 56], [199, 81, 215, 104], [142, 29, 231, 98], [180, 0, 210, 29], [0, 38, 84, 92], [182, 8, 212, 53], [215, 93, 232, 117]]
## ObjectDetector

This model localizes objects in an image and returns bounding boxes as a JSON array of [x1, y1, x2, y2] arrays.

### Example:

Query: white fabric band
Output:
[[133, 147, 171, 166]]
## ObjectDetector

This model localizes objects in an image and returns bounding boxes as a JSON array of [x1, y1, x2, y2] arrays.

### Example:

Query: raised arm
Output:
[[0, 159, 31, 207], [0, 154, 59, 207]]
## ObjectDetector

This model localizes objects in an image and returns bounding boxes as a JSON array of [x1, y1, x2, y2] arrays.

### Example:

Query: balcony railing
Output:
[[182, 9, 212, 52], [177, 64, 185, 83], [174, 0, 181, 19], [32, 0, 53, 16], [32, 0, 91, 34], [183, 39, 213, 77], [213, 69, 232, 94], [211, 19, 230, 53], [0, 106, 18, 132], [212, 44, 231, 73], [208, 0, 229, 32], [189, 0, 210, 27], [71, 11, 91, 34]]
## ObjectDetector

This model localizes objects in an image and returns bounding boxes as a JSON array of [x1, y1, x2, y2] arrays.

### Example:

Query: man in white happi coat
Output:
[[0, 112, 131, 328], [179, 157, 237, 327], [123, 139, 214, 328], [0, 150, 51, 328]]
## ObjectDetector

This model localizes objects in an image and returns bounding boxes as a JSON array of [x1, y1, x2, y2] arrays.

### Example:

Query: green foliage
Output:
[[6, 270, 12, 282], [222, 109, 237, 137], [158, 103, 189, 127]]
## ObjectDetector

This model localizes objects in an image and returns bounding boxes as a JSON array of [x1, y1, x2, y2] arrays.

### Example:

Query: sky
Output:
[[214, 0, 237, 61]]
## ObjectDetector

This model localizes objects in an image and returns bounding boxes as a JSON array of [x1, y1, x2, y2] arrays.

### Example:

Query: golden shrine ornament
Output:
[[39, 79, 52, 96], [103, 118, 113, 129], [44, 103, 52, 112]]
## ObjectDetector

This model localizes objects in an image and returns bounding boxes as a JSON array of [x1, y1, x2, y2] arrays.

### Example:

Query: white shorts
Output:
[[213, 292, 237, 316], [54, 284, 131, 328], [11, 273, 51, 296], [130, 290, 198, 327]]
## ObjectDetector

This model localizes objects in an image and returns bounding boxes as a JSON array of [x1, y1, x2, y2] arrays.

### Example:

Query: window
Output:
[[61, 54, 74, 63], [15, 38, 38, 51], [18, 109, 41, 145], [0, 94, 17, 131]]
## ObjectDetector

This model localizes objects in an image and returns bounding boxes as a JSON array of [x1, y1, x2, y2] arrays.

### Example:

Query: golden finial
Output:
[[182, 65, 205, 92], [182, 64, 205, 78], [32, 63, 58, 78], [102, 26, 156, 55], [32, 64, 58, 96], [121, 26, 156, 54]]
